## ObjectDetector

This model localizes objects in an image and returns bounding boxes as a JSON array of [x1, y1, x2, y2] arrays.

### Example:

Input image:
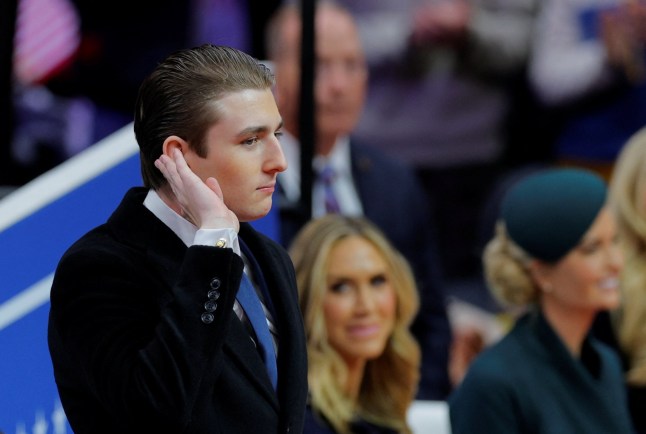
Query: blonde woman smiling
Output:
[[289, 215, 420, 434]]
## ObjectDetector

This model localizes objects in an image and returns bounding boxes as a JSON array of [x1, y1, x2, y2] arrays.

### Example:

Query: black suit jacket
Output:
[[48, 187, 307, 433], [279, 141, 452, 400]]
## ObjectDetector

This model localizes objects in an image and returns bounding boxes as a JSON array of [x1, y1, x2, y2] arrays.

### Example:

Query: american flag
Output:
[[13, 0, 80, 85]]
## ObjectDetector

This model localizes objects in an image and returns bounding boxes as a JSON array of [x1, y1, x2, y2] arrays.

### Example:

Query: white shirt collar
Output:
[[278, 131, 352, 202], [143, 189, 197, 247]]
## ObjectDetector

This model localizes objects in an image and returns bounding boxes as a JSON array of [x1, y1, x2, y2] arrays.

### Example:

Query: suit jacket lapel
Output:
[[223, 314, 280, 405], [350, 142, 380, 221]]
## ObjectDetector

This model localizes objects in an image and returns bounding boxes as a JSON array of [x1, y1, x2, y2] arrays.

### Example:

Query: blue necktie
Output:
[[319, 165, 341, 213], [236, 272, 278, 390]]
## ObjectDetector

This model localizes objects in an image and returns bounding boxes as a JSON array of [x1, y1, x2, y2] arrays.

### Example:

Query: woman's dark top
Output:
[[593, 311, 646, 433], [304, 404, 398, 434], [449, 309, 634, 434]]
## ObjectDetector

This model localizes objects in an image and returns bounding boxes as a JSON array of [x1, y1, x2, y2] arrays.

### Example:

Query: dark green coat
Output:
[[449, 310, 633, 434]]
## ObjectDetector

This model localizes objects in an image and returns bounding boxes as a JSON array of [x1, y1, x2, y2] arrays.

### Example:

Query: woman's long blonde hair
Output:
[[289, 215, 420, 434], [609, 126, 646, 385]]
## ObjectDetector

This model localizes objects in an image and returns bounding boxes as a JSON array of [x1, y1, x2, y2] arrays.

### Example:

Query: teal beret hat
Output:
[[501, 168, 607, 263]]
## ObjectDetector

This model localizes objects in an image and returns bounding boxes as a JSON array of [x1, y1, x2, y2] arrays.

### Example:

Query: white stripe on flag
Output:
[[0, 274, 53, 331]]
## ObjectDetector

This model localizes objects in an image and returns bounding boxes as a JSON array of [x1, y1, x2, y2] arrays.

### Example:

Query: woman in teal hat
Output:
[[449, 168, 633, 434]]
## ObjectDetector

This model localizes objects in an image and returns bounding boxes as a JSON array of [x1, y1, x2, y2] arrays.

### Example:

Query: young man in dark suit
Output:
[[267, 3, 453, 400], [47, 44, 307, 433]]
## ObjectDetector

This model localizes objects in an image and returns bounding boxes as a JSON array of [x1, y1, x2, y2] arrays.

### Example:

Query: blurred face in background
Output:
[[539, 206, 624, 315], [272, 5, 367, 154], [313, 6, 367, 146], [323, 236, 396, 368]]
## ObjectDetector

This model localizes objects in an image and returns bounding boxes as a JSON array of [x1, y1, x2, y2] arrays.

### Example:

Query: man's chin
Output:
[[239, 204, 272, 223]]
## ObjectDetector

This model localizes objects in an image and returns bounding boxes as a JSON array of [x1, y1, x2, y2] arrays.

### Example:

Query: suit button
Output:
[[207, 289, 220, 300], [204, 300, 217, 312], [201, 312, 214, 324], [210, 278, 221, 290]]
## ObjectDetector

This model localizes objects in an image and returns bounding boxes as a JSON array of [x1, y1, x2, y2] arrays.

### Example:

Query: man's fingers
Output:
[[205, 177, 224, 200], [155, 154, 183, 188], [171, 147, 191, 173], [154, 155, 173, 181]]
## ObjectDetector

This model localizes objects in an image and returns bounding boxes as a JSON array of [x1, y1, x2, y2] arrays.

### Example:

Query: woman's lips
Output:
[[346, 324, 381, 338]]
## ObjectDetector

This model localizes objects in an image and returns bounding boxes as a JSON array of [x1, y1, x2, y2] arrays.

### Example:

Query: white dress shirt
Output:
[[278, 131, 364, 217]]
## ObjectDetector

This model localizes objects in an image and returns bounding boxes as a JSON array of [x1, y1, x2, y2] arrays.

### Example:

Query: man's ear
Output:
[[162, 135, 190, 157]]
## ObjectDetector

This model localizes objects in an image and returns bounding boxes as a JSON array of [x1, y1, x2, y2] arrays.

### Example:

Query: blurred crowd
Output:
[[5, 0, 645, 278]]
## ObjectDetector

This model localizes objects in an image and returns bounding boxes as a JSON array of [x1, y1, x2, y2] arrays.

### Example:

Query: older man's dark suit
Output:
[[48, 187, 307, 433], [279, 141, 452, 400]]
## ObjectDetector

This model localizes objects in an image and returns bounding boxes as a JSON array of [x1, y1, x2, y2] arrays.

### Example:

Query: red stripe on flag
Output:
[[13, 0, 80, 84]]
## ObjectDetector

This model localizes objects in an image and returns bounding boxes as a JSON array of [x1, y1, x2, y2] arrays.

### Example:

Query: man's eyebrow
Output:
[[238, 126, 268, 136], [238, 120, 284, 136]]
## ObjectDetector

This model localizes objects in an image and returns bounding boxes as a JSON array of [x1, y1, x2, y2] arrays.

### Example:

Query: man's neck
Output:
[[316, 133, 337, 157]]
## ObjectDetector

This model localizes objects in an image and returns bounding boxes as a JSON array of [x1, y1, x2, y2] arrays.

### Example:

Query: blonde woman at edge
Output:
[[449, 168, 633, 434], [289, 215, 420, 434], [609, 126, 646, 434]]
